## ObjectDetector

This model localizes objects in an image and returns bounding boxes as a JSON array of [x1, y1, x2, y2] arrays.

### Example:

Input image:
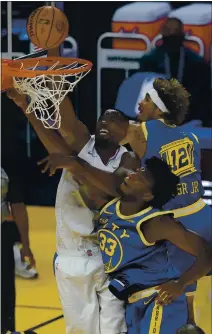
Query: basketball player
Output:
[[7, 87, 139, 334], [122, 78, 212, 327], [55, 78, 210, 327], [96, 157, 212, 334]]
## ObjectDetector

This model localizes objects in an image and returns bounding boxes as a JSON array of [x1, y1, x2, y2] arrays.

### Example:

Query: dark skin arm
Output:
[[6, 88, 72, 155], [47, 47, 90, 152], [121, 122, 147, 159], [143, 215, 212, 305], [38, 151, 140, 197]]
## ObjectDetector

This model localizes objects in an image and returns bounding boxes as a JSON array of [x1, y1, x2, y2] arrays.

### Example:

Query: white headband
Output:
[[148, 88, 169, 114]]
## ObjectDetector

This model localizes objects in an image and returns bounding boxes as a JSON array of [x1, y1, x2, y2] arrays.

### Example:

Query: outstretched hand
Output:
[[6, 88, 28, 109], [155, 280, 185, 306], [38, 153, 77, 176]]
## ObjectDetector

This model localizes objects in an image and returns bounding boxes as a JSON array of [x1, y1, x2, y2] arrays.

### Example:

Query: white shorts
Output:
[[54, 250, 127, 334]]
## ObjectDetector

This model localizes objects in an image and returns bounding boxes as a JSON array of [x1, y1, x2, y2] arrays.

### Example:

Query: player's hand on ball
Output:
[[38, 153, 77, 176], [155, 280, 185, 305], [6, 88, 28, 109]]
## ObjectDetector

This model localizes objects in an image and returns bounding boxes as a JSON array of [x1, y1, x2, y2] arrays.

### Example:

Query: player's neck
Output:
[[156, 117, 176, 126], [119, 197, 149, 216], [95, 144, 119, 165]]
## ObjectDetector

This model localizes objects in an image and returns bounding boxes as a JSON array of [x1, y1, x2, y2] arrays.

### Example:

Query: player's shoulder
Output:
[[79, 135, 94, 153], [142, 212, 174, 234], [120, 151, 140, 170], [144, 119, 167, 135], [145, 119, 164, 127], [99, 198, 119, 219]]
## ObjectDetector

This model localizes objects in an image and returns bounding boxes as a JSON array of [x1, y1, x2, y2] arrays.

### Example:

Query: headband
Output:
[[148, 88, 169, 113]]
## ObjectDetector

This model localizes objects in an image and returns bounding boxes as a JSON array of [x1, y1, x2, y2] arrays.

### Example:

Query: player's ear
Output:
[[142, 192, 154, 202]]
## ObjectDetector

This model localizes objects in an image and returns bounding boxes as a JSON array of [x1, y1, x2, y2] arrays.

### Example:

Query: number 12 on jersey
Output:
[[159, 138, 196, 177]]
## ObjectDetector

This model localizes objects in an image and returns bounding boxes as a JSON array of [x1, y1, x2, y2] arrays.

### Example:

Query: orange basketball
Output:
[[27, 6, 69, 49]]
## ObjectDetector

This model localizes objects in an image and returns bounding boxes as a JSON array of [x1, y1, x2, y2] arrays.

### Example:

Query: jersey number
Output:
[[99, 232, 117, 256], [160, 139, 196, 177]]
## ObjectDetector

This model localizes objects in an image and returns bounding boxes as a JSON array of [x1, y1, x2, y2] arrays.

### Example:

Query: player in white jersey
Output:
[[7, 87, 140, 334]]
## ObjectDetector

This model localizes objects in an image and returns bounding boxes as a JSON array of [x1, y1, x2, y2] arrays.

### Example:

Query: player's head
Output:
[[120, 156, 179, 208], [95, 109, 129, 148], [161, 18, 185, 53], [137, 78, 190, 125]]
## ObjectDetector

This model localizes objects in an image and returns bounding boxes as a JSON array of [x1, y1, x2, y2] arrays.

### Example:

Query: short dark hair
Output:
[[145, 156, 179, 208], [166, 17, 184, 30], [153, 78, 190, 125]]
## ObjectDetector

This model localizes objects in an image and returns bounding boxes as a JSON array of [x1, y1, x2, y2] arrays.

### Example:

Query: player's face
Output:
[[120, 167, 154, 201], [137, 93, 158, 122], [95, 111, 129, 145]]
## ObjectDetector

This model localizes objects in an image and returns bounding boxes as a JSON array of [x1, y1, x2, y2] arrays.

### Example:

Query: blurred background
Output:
[[1, 2, 212, 333]]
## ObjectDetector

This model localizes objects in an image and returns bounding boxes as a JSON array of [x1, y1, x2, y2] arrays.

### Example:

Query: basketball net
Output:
[[3, 57, 92, 129]]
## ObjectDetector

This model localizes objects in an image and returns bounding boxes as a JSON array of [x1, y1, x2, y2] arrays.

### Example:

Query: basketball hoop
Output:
[[2, 57, 93, 129], [1, 59, 13, 91]]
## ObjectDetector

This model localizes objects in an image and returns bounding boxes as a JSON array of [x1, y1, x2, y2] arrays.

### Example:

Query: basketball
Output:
[[27, 6, 69, 49]]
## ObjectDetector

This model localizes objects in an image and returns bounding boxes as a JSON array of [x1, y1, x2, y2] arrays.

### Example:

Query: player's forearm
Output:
[[21, 104, 71, 154], [47, 47, 78, 147], [58, 97, 78, 143], [124, 124, 146, 158], [178, 246, 212, 289], [11, 203, 30, 248], [70, 157, 127, 197]]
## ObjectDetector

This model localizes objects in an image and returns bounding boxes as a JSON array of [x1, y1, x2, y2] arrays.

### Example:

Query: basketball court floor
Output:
[[16, 206, 212, 333]]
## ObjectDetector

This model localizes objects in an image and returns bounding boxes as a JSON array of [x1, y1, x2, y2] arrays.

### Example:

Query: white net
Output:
[[12, 59, 91, 129]]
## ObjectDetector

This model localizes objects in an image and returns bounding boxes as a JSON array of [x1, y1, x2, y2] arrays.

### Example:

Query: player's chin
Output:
[[137, 111, 146, 122], [96, 133, 110, 141]]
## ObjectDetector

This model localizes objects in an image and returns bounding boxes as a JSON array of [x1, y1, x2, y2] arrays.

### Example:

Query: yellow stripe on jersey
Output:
[[99, 197, 120, 215], [149, 302, 163, 334], [172, 198, 206, 218], [191, 132, 199, 144], [141, 121, 148, 140], [116, 201, 153, 220], [136, 211, 173, 246]]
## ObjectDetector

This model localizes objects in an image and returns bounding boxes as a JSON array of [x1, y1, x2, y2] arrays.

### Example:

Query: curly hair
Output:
[[145, 156, 179, 208], [153, 78, 190, 125]]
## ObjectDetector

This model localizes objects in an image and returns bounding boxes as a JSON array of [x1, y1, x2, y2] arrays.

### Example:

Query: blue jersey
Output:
[[167, 199, 212, 274], [98, 198, 184, 292], [140, 119, 204, 210]]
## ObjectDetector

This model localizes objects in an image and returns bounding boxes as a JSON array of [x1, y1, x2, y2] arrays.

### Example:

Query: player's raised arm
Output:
[[6, 88, 71, 155], [38, 151, 140, 197], [47, 47, 90, 152], [143, 215, 212, 304]]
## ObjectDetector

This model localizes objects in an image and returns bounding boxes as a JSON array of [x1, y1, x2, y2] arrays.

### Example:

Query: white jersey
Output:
[[55, 135, 127, 253]]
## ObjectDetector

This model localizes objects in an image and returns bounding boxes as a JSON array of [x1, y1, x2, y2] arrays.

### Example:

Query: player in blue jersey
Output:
[[40, 153, 212, 333], [121, 78, 212, 326], [96, 156, 212, 334]]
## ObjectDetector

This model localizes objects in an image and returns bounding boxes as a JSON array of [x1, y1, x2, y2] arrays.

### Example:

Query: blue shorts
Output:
[[168, 203, 212, 293], [126, 292, 188, 334]]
